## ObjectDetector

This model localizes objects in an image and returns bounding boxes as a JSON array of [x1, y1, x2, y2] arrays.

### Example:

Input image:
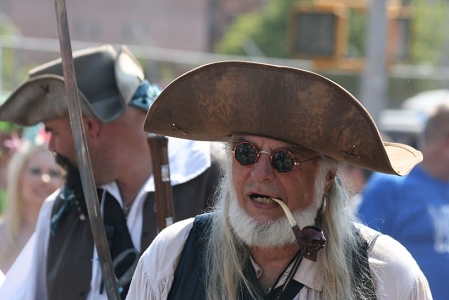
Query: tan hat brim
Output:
[[0, 44, 145, 126], [144, 61, 422, 175], [0, 75, 93, 126]]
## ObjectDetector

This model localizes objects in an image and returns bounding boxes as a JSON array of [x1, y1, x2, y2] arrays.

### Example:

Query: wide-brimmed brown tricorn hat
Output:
[[144, 61, 422, 176], [0, 44, 144, 126]]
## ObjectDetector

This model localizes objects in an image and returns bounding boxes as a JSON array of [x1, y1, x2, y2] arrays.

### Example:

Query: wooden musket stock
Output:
[[147, 134, 175, 232]]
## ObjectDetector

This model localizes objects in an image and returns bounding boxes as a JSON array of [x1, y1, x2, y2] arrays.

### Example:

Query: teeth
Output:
[[252, 196, 276, 204]]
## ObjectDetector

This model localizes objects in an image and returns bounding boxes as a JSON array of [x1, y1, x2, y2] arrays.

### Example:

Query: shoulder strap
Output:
[[264, 280, 304, 300], [353, 228, 380, 300]]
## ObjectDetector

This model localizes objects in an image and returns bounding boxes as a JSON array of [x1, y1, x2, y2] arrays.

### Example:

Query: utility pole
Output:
[[360, 0, 388, 124], [207, 0, 220, 52], [0, 45, 3, 94]]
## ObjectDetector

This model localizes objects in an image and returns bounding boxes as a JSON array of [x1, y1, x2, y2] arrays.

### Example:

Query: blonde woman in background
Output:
[[0, 143, 64, 274]]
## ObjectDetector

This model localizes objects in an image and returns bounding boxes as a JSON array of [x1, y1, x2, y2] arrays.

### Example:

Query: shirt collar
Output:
[[250, 254, 324, 292], [293, 258, 324, 291]]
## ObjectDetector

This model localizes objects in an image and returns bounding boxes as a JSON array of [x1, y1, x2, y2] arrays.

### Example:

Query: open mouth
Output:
[[250, 194, 278, 204]]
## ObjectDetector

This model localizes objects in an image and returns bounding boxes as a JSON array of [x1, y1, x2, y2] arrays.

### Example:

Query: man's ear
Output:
[[324, 170, 337, 192], [83, 117, 101, 139]]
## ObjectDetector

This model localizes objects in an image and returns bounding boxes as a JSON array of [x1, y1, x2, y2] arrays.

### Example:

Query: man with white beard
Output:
[[126, 61, 432, 300]]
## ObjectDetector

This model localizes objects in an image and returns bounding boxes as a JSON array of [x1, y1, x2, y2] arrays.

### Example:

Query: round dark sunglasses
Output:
[[232, 141, 320, 174]]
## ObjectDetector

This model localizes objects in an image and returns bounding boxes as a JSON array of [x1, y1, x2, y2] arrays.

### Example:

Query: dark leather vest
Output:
[[168, 214, 377, 300], [46, 160, 221, 300]]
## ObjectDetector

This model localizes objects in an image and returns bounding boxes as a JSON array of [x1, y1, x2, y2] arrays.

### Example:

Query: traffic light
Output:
[[288, 2, 349, 59], [288, 1, 412, 71]]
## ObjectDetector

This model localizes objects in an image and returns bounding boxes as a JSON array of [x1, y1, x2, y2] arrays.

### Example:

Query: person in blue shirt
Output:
[[358, 102, 449, 300]]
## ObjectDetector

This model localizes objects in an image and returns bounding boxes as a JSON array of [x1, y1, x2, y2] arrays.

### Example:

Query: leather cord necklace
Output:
[[264, 250, 304, 300]]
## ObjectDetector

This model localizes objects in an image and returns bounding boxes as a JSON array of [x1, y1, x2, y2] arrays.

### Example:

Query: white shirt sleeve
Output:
[[0, 196, 54, 300], [365, 230, 433, 300], [126, 220, 433, 300], [126, 218, 194, 300]]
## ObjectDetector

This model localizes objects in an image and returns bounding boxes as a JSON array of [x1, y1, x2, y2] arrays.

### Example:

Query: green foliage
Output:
[[216, 0, 368, 59], [215, 10, 263, 56], [409, 0, 449, 64], [347, 10, 366, 58], [216, 0, 449, 66], [216, 0, 299, 58], [0, 188, 6, 216], [0, 121, 18, 133]]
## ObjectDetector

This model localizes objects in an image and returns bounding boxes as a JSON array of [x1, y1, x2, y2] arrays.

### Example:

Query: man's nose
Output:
[[251, 152, 275, 181], [47, 136, 59, 154]]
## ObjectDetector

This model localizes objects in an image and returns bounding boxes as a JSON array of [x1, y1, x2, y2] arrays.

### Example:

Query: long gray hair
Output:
[[204, 145, 374, 300]]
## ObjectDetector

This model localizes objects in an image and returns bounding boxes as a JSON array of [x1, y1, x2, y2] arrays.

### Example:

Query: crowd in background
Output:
[[0, 55, 446, 298], [0, 123, 64, 275]]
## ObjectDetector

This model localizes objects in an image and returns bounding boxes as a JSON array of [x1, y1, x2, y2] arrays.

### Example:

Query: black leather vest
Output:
[[46, 160, 221, 300], [168, 214, 377, 300]]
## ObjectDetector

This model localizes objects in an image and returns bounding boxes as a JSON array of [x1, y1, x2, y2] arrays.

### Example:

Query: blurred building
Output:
[[1, 0, 263, 53], [0, 0, 264, 89]]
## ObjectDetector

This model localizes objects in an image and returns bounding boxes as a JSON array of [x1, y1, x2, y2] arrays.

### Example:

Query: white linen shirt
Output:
[[126, 218, 433, 300], [0, 138, 215, 300]]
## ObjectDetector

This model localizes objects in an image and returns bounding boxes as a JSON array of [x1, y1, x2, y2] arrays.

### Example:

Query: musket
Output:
[[147, 134, 175, 232], [53, 0, 120, 298]]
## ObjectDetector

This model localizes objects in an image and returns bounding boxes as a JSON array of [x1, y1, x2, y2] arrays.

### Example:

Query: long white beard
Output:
[[228, 186, 325, 248]]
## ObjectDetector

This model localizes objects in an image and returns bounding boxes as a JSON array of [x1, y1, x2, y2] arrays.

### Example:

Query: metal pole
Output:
[[53, 0, 120, 298], [360, 0, 388, 124], [0, 45, 3, 94], [207, 0, 219, 52]]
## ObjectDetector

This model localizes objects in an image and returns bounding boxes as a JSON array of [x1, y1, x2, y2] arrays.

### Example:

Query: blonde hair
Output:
[[1, 143, 61, 255], [204, 143, 375, 299]]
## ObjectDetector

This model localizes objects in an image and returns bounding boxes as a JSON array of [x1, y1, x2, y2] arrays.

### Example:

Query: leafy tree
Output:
[[215, 0, 298, 58], [409, 0, 449, 65], [216, 0, 449, 66], [0, 19, 24, 93]]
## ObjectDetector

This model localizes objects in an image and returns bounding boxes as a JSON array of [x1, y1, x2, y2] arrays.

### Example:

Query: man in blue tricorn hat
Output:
[[127, 61, 432, 300], [0, 44, 221, 300]]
